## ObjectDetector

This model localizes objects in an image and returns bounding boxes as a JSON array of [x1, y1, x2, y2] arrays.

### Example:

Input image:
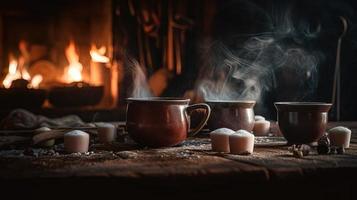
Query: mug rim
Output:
[[274, 102, 332, 112], [126, 97, 190, 103], [274, 102, 332, 106], [205, 100, 256, 108], [205, 99, 256, 104]]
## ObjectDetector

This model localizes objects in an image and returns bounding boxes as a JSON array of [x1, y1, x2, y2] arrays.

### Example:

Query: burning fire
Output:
[[30, 75, 43, 89], [2, 55, 42, 89], [64, 41, 83, 83], [90, 45, 110, 63]]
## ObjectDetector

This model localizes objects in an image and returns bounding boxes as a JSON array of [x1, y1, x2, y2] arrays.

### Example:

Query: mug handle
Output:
[[185, 103, 211, 137]]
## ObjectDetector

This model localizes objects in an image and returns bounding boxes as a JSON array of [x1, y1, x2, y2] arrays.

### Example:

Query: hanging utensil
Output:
[[331, 16, 348, 121]]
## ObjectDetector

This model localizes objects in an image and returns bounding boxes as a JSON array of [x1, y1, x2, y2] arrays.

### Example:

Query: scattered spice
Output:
[[317, 145, 330, 155], [317, 135, 330, 155], [288, 144, 310, 158], [337, 147, 345, 154], [330, 146, 337, 155], [116, 151, 138, 159]]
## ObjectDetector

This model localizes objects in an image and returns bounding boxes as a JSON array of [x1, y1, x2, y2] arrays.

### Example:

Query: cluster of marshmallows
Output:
[[34, 122, 117, 154], [210, 115, 273, 155], [210, 128, 254, 155], [64, 123, 117, 153]]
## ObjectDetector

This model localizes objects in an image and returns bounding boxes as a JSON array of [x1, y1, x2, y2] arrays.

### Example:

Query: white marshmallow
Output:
[[210, 128, 236, 153], [254, 115, 265, 121], [34, 127, 55, 147], [64, 130, 90, 153], [95, 123, 117, 143], [253, 120, 271, 136], [34, 127, 51, 134], [86, 123, 97, 128], [229, 130, 255, 155], [328, 126, 352, 148]]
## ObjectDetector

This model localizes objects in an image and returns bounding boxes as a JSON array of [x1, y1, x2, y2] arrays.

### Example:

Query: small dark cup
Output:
[[206, 100, 256, 131], [274, 102, 332, 144]]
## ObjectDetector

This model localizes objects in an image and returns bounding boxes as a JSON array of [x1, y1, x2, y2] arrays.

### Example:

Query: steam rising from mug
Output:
[[126, 58, 152, 98], [197, 4, 322, 102]]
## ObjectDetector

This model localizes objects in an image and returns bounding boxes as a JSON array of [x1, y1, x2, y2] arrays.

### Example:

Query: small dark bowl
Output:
[[49, 86, 103, 107], [0, 88, 46, 108], [206, 100, 256, 131], [274, 102, 332, 144]]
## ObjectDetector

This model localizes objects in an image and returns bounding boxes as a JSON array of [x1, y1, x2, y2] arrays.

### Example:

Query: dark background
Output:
[[0, 0, 356, 121], [115, 0, 357, 120]]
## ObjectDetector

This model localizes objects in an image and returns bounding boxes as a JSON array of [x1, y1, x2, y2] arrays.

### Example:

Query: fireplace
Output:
[[1, 1, 357, 196], [0, 0, 357, 121], [0, 0, 119, 120]]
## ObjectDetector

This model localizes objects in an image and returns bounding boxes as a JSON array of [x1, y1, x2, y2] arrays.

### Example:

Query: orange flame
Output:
[[64, 41, 83, 83], [3, 58, 20, 88], [30, 75, 43, 89], [90, 45, 110, 63], [2, 55, 42, 89]]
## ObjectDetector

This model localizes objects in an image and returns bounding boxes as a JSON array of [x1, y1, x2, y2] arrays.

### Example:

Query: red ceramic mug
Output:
[[275, 102, 332, 144], [126, 97, 211, 147]]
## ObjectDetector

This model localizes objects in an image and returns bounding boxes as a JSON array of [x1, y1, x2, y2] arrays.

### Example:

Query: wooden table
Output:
[[0, 123, 357, 199]]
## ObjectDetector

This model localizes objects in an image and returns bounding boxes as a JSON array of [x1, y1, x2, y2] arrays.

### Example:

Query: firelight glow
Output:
[[2, 55, 43, 89], [90, 45, 110, 63], [30, 74, 43, 89], [64, 41, 83, 83], [3, 59, 20, 88]]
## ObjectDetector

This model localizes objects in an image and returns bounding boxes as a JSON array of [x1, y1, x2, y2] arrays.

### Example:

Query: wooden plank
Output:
[[0, 122, 357, 183], [0, 139, 269, 182]]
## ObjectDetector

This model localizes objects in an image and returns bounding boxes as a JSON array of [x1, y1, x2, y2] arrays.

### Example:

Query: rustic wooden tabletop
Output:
[[0, 122, 356, 199]]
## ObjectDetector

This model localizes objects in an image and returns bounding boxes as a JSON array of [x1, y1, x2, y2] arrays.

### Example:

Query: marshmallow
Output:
[[34, 127, 55, 147], [34, 127, 52, 134], [64, 130, 90, 153], [210, 128, 236, 153], [86, 123, 97, 128], [95, 123, 117, 143], [328, 126, 351, 148], [254, 115, 265, 121], [253, 120, 271, 136], [229, 130, 255, 155]]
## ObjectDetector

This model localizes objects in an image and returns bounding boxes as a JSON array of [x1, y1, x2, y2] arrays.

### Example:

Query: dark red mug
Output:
[[275, 102, 332, 144], [206, 100, 256, 131], [126, 97, 211, 147]]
